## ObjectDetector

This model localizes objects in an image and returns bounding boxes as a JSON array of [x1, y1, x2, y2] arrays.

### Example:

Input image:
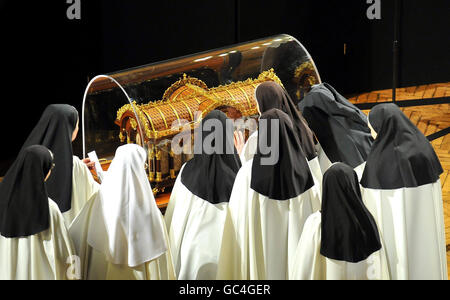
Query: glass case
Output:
[[82, 34, 321, 197]]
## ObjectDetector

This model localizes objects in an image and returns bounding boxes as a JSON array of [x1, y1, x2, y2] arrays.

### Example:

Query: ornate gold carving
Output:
[[152, 186, 167, 195], [148, 144, 156, 182], [116, 105, 129, 123], [294, 61, 319, 99], [116, 69, 283, 141], [210, 69, 283, 93], [156, 172, 163, 182], [169, 150, 176, 179], [142, 110, 157, 138], [238, 86, 252, 108], [167, 103, 181, 124], [149, 144, 155, 159], [155, 149, 162, 160], [180, 100, 194, 121], [117, 101, 155, 140], [130, 118, 138, 131], [193, 96, 202, 104], [294, 61, 316, 83], [155, 107, 169, 129], [171, 86, 189, 102], [224, 89, 236, 101], [162, 74, 208, 102], [119, 131, 125, 143]]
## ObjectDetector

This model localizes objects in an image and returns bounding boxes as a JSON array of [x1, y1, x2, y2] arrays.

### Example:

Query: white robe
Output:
[[361, 180, 448, 280], [240, 132, 322, 209], [69, 145, 175, 280], [216, 159, 321, 280], [0, 199, 78, 280], [290, 212, 391, 280], [165, 165, 228, 280], [69, 197, 175, 280], [63, 156, 99, 227], [239, 131, 258, 164], [315, 143, 366, 181]]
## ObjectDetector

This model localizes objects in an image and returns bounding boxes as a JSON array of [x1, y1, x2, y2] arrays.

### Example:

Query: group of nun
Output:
[[0, 105, 174, 280], [167, 82, 446, 281], [0, 81, 447, 280]]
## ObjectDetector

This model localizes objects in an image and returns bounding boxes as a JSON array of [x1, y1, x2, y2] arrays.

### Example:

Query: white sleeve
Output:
[[239, 132, 258, 165], [216, 162, 253, 280], [64, 156, 100, 227]]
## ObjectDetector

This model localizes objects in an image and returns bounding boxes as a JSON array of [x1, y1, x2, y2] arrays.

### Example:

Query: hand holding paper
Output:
[[88, 151, 105, 183]]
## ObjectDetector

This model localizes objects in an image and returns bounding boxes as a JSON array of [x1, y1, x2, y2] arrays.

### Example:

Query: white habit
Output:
[[69, 145, 175, 280], [290, 212, 390, 280], [216, 159, 320, 280], [0, 200, 78, 280], [361, 182, 448, 280], [165, 166, 229, 280], [360, 103, 447, 280], [63, 156, 100, 227]]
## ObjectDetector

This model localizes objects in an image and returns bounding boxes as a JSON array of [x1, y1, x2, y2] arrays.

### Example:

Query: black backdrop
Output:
[[0, 0, 449, 175]]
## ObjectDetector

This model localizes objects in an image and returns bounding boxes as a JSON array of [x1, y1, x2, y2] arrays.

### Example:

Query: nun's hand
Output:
[[234, 130, 245, 155], [82, 158, 96, 170]]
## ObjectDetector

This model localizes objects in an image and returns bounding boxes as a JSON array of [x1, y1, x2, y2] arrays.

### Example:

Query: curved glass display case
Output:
[[82, 34, 321, 201]]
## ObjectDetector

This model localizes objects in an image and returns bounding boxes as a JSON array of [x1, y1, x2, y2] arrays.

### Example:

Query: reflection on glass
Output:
[[82, 75, 144, 166], [82, 34, 321, 195]]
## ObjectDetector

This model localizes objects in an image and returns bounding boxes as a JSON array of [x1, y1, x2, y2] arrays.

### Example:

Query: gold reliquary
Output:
[[81, 34, 321, 205], [115, 69, 282, 193]]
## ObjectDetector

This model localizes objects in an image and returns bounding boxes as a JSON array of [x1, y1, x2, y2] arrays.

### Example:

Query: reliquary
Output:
[[82, 34, 321, 208]]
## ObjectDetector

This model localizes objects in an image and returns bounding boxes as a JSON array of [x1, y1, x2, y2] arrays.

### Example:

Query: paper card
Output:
[[88, 151, 105, 183]]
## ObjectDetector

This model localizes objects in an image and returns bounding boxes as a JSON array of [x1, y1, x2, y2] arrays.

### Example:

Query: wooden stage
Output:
[[348, 82, 450, 277]]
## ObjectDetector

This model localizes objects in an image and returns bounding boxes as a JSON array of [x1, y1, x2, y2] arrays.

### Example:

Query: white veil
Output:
[[87, 144, 167, 267]]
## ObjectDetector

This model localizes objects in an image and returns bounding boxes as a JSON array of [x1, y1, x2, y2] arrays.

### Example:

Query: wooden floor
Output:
[[349, 82, 450, 277]]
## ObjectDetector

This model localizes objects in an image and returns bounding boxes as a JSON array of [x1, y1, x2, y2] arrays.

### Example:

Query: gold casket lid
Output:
[[116, 69, 283, 141]]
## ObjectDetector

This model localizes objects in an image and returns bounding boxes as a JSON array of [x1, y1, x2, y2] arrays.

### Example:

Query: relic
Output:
[[82, 34, 321, 206]]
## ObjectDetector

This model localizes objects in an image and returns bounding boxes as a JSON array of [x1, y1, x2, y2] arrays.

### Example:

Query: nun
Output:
[[290, 163, 390, 280], [0, 145, 77, 280], [298, 83, 373, 179], [238, 81, 322, 203], [217, 109, 320, 280], [20, 104, 99, 226], [165, 110, 242, 280], [360, 103, 447, 280], [69, 144, 175, 280]]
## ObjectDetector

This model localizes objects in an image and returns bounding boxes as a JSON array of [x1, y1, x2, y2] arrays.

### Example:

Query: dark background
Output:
[[0, 0, 449, 175]]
